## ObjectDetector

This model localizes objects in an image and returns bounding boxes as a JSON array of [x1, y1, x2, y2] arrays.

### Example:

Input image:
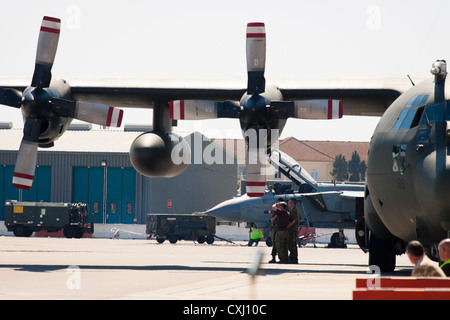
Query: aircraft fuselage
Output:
[[366, 77, 450, 253]]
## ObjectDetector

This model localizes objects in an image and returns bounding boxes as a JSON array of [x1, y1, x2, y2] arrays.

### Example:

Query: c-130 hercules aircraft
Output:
[[1, 17, 449, 272], [358, 59, 450, 272]]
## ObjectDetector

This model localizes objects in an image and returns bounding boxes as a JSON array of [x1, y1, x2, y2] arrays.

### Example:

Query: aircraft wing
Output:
[[70, 79, 246, 109], [276, 78, 415, 116], [339, 190, 365, 200], [0, 77, 413, 116], [71, 77, 412, 116]]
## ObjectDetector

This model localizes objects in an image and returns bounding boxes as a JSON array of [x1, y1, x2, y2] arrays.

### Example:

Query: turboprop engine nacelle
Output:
[[130, 131, 191, 178]]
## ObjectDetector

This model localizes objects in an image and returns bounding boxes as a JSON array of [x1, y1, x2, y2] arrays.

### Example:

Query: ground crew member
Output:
[[271, 201, 292, 264], [269, 198, 285, 263], [287, 198, 301, 264], [248, 225, 264, 246]]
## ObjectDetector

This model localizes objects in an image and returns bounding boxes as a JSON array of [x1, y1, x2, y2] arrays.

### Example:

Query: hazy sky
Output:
[[0, 0, 448, 140]]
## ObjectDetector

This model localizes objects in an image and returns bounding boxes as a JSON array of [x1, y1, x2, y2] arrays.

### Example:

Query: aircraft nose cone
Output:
[[206, 199, 241, 222]]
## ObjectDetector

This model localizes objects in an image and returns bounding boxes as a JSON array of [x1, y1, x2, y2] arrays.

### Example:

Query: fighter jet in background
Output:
[[207, 149, 364, 248]]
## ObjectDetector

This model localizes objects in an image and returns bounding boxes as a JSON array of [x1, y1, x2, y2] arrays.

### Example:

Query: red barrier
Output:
[[353, 277, 450, 300]]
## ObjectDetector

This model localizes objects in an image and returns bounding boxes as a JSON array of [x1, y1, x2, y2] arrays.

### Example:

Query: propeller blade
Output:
[[272, 99, 343, 120], [52, 98, 124, 127], [246, 149, 266, 197], [13, 118, 41, 189], [0, 88, 23, 108], [169, 100, 240, 120], [294, 99, 343, 119], [75, 101, 124, 127], [245, 128, 268, 197], [31, 16, 61, 88], [246, 22, 266, 95]]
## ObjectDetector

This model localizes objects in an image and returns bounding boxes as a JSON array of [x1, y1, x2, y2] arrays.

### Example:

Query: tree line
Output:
[[330, 151, 366, 182]]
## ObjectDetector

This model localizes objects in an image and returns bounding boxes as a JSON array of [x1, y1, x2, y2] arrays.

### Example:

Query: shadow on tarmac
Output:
[[0, 263, 412, 277]]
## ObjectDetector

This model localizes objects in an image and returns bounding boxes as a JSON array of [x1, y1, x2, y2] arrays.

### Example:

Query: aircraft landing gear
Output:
[[328, 230, 347, 248], [368, 232, 396, 273]]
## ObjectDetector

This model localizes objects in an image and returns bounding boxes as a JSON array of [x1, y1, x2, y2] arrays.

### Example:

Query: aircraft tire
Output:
[[368, 232, 396, 273], [330, 232, 347, 248], [156, 237, 165, 244]]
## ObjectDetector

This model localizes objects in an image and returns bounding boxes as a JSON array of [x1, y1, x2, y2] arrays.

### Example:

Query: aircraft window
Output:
[[410, 106, 424, 128], [419, 95, 429, 105], [392, 109, 408, 130], [406, 96, 417, 107], [421, 103, 445, 125], [412, 95, 424, 107], [399, 109, 417, 129], [405, 95, 429, 107]]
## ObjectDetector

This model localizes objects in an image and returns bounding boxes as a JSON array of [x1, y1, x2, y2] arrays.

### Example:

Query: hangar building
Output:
[[0, 123, 237, 224]]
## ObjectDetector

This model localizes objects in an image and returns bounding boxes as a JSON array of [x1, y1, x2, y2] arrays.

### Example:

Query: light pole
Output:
[[101, 160, 107, 224]]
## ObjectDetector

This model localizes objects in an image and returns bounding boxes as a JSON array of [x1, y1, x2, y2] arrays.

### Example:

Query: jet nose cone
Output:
[[206, 198, 241, 222]]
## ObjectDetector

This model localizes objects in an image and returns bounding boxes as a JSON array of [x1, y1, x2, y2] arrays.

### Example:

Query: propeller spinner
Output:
[[169, 22, 344, 197], [1, 16, 124, 190]]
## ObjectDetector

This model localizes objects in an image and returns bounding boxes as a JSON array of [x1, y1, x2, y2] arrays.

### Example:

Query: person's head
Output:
[[276, 198, 284, 203], [278, 202, 287, 210], [406, 240, 425, 265], [438, 238, 450, 262], [288, 198, 297, 209]]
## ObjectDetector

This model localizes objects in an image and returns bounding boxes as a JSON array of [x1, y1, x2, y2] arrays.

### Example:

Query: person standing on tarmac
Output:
[[271, 201, 293, 264], [287, 198, 301, 264], [269, 198, 285, 263]]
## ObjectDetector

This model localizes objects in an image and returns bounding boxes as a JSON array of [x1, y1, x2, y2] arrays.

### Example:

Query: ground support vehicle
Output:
[[4, 200, 93, 238], [146, 213, 216, 244]]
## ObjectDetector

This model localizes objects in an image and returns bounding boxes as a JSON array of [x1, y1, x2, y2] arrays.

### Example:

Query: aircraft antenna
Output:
[[407, 75, 415, 87]]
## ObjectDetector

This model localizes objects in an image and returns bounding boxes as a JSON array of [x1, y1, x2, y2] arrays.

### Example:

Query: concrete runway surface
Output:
[[0, 236, 413, 300]]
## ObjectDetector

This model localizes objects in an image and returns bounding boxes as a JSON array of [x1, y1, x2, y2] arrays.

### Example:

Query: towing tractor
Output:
[[4, 200, 94, 238], [146, 213, 216, 244]]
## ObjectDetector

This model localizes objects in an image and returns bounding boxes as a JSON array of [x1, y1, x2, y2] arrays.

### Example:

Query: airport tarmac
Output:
[[0, 236, 413, 300]]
